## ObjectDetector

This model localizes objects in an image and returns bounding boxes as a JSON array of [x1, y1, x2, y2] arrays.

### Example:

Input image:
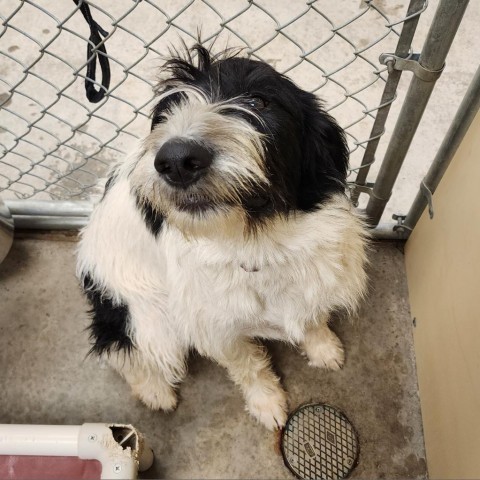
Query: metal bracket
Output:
[[380, 53, 445, 82], [420, 180, 435, 219], [352, 183, 375, 195], [349, 183, 375, 207], [392, 213, 412, 233]]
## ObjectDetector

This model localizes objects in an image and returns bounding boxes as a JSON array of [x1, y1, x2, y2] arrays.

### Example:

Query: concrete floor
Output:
[[0, 237, 426, 479]]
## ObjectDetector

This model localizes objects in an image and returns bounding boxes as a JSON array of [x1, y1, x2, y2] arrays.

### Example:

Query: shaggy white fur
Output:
[[77, 145, 368, 430]]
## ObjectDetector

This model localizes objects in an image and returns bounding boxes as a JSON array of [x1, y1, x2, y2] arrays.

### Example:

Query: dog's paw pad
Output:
[[246, 386, 288, 431], [133, 385, 178, 412], [306, 337, 345, 371]]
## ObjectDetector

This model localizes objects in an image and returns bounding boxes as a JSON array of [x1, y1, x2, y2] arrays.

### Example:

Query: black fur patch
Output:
[[104, 175, 115, 195], [82, 274, 133, 356], [101, 170, 118, 201], [136, 195, 164, 237]]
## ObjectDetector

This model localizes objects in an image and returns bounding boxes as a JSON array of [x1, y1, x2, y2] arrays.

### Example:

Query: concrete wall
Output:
[[405, 110, 480, 478]]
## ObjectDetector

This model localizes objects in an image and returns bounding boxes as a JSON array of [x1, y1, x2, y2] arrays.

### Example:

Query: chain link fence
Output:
[[1, 0, 426, 203], [5, 0, 472, 237]]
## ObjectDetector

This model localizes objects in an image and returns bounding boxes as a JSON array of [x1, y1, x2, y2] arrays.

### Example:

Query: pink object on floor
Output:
[[0, 455, 102, 480]]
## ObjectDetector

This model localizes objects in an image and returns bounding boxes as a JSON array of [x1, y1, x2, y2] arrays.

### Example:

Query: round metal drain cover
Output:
[[281, 403, 359, 480]]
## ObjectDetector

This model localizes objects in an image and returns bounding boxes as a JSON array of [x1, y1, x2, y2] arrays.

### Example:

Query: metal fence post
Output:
[[403, 64, 480, 232], [364, 0, 470, 227], [350, 0, 426, 206]]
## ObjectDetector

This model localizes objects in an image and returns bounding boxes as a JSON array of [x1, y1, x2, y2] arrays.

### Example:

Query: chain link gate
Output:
[[0, 0, 469, 236]]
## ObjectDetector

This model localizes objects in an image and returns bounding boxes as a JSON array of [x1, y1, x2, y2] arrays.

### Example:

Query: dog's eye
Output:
[[247, 96, 268, 110], [153, 114, 167, 125]]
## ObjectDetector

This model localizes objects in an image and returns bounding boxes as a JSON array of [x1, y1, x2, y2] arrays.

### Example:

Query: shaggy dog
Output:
[[77, 45, 368, 430]]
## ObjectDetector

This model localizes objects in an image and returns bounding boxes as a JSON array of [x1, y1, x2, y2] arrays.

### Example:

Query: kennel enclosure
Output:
[[0, 0, 472, 239]]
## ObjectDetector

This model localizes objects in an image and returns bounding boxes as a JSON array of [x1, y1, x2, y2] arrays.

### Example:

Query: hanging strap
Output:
[[73, 0, 111, 103]]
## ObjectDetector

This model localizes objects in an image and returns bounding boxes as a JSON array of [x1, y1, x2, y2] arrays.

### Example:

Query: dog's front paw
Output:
[[305, 332, 345, 371], [246, 384, 288, 430], [132, 383, 178, 412]]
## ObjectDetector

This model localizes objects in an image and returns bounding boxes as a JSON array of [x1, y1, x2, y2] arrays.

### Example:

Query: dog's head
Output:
[[131, 45, 348, 234]]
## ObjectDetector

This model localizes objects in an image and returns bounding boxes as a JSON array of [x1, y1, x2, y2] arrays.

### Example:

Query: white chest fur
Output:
[[77, 177, 368, 355], [159, 198, 367, 346]]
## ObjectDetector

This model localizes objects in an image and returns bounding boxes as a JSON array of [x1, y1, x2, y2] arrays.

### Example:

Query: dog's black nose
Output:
[[154, 139, 213, 188]]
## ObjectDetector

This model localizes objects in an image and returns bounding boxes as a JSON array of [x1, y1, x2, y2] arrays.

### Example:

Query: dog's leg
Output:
[[108, 351, 182, 411], [211, 339, 288, 430], [302, 315, 345, 370]]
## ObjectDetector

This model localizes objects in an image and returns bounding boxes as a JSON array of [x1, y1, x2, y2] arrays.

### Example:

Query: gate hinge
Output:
[[379, 53, 444, 82]]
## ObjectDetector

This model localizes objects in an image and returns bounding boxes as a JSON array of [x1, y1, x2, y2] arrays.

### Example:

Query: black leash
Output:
[[73, 0, 111, 103]]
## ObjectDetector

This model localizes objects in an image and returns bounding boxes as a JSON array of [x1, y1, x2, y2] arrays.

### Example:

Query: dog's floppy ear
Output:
[[297, 95, 349, 211]]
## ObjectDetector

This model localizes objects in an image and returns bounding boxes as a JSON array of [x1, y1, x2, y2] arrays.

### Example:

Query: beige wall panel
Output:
[[405, 110, 480, 479]]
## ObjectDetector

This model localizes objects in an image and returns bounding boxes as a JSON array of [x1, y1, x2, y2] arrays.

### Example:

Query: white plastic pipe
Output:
[[0, 425, 80, 457], [0, 423, 153, 480]]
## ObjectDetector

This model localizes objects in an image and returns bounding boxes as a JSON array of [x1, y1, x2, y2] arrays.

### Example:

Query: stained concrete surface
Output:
[[0, 238, 426, 479]]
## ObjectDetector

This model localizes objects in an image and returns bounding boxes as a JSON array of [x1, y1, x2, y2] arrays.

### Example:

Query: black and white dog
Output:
[[77, 45, 368, 430]]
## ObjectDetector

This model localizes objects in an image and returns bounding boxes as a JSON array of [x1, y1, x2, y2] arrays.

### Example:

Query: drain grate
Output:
[[281, 403, 359, 480]]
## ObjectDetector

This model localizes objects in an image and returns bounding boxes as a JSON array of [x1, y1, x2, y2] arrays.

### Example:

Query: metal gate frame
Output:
[[0, 0, 471, 239]]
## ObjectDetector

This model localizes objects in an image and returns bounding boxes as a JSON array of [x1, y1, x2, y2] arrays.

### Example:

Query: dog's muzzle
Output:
[[154, 138, 213, 189]]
